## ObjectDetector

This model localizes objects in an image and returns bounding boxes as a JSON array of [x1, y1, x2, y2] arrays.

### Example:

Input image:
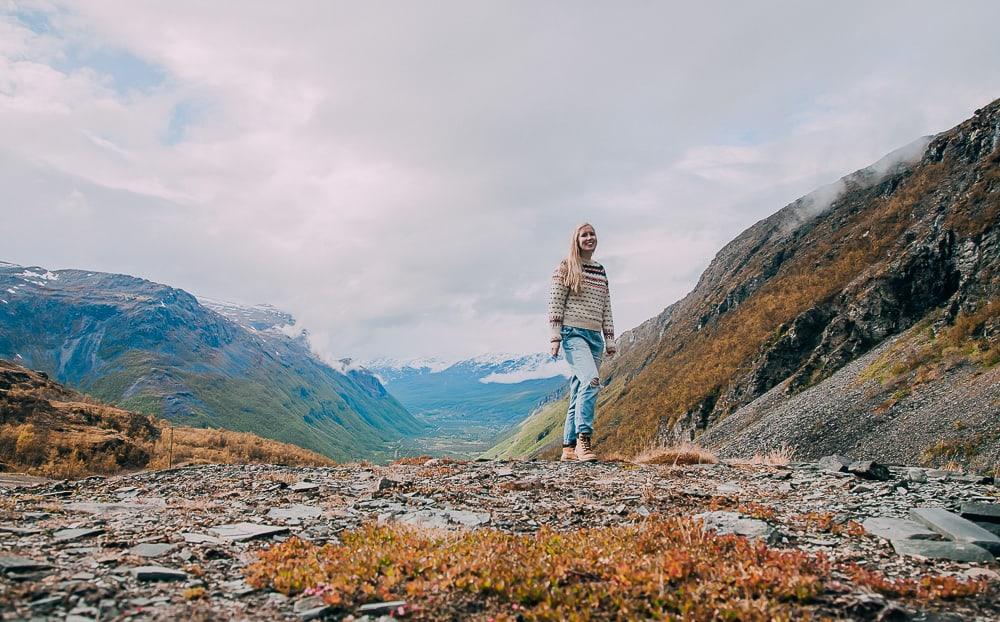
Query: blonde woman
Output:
[[548, 223, 616, 462]]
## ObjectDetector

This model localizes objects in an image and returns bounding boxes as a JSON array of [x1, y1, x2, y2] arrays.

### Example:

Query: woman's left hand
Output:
[[605, 345, 617, 359]]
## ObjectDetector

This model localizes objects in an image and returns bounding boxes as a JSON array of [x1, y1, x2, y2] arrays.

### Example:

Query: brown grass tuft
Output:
[[632, 442, 719, 466], [729, 444, 796, 467]]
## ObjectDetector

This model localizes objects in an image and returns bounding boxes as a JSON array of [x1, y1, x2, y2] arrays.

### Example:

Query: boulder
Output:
[[818, 455, 852, 473], [848, 460, 891, 481]]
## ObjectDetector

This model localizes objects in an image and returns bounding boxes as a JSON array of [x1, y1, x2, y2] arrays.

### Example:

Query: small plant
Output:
[[738, 502, 778, 521], [182, 587, 207, 600]]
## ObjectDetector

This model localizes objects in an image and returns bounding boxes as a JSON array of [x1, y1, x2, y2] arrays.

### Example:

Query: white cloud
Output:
[[2, 1, 1000, 361]]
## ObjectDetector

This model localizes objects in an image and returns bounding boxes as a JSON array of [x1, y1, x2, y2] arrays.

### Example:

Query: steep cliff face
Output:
[[590, 98, 999, 459], [0, 267, 423, 461]]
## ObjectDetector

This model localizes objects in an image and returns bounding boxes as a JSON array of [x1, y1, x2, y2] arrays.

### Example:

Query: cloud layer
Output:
[[3, 1, 1000, 360]]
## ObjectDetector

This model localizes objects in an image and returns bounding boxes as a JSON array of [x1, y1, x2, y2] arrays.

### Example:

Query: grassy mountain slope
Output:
[[0, 266, 423, 461], [0, 358, 334, 478]]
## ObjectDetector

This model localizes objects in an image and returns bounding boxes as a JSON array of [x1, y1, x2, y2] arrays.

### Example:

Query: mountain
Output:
[[0, 264, 423, 461], [364, 353, 569, 455], [493, 97, 1000, 470], [0, 358, 333, 477]]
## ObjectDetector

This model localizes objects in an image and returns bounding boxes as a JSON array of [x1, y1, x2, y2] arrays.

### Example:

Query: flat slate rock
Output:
[[129, 543, 177, 558], [130, 565, 188, 581], [862, 517, 941, 541], [0, 556, 51, 573], [396, 508, 491, 530], [358, 600, 407, 614], [909, 507, 1000, 554], [0, 525, 42, 535], [693, 511, 780, 545], [288, 482, 320, 492], [267, 504, 322, 521], [183, 532, 224, 545], [891, 538, 995, 563], [63, 501, 164, 515], [53, 528, 105, 542], [210, 522, 290, 542], [960, 502, 1000, 523]]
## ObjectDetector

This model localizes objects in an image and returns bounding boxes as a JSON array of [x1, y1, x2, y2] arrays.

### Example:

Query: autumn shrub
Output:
[[793, 512, 864, 537], [247, 517, 831, 621], [247, 517, 987, 621], [848, 567, 988, 600], [738, 503, 778, 521]]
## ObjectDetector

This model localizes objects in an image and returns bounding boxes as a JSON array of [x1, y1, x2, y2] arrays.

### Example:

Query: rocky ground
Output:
[[2, 458, 1000, 621]]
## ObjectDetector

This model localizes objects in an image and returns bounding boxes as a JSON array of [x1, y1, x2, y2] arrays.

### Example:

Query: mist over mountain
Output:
[[0, 264, 422, 461]]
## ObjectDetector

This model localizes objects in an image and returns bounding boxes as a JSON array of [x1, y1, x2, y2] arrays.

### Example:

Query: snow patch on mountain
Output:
[[479, 356, 570, 384]]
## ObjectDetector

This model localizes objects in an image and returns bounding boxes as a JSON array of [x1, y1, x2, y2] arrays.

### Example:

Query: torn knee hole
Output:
[[589, 377, 600, 388]]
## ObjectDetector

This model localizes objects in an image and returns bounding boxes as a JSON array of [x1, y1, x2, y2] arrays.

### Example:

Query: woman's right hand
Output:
[[550, 341, 561, 358]]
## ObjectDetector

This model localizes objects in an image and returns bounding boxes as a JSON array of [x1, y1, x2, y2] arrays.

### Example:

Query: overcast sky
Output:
[[2, 1, 1000, 362]]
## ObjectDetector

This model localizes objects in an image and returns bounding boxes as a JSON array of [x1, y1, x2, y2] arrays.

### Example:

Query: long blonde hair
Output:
[[563, 222, 594, 294]]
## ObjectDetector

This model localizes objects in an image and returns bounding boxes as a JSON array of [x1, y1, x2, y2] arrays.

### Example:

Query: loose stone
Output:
[[890, 539, 994, 563]]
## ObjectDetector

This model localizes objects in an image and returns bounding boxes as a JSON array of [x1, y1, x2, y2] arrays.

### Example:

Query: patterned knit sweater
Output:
[[548, 257, 614, 341]]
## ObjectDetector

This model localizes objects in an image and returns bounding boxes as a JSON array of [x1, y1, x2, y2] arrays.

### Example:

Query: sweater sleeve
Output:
[[602, 269, 615, 341], [547, 260, 569, 340]]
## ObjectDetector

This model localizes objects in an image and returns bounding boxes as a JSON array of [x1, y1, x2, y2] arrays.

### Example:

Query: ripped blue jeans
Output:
[[561, 325, 604, 445]]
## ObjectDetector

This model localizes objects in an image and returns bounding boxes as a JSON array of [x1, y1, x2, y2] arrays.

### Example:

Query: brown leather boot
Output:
[[575, 433, 597, 462], [560, 446, 576, 461]]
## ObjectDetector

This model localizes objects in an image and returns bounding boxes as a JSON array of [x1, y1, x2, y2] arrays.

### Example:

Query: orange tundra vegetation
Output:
[[245, 517, 988, 621], [596, 160, 955, 455]]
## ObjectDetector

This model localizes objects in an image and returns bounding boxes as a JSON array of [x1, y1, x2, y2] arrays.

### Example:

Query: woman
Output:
[[548, 223, 616, 462]]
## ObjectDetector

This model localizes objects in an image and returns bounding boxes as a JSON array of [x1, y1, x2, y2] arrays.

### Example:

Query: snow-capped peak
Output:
[[363, 357, 454, 373]]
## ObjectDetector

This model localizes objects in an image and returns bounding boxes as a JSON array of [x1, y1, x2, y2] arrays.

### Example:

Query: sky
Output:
[[2, 1, 1000, 363]]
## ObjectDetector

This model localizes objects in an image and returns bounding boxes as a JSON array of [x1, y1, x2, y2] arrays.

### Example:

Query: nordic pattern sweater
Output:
[[548, 258, 614, 341]]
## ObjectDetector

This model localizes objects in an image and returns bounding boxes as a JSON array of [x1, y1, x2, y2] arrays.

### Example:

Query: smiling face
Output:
[[577, 225, 597, 254]]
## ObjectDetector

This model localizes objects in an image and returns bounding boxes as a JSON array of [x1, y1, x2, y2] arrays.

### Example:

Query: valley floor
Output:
[[1, 459, 999, 620]]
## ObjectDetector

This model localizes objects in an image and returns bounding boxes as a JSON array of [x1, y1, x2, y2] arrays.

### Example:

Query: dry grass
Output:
[[145, 425, 335, 470], [728, 444, 796, 467], [631, 442, 719, 466], [0, 418, 334, 479]]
